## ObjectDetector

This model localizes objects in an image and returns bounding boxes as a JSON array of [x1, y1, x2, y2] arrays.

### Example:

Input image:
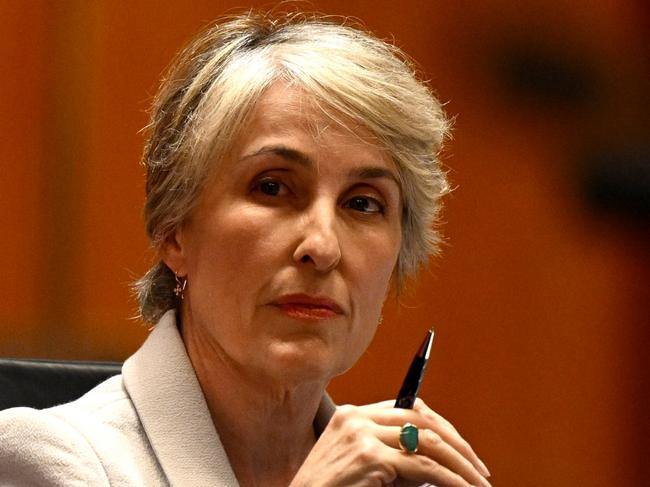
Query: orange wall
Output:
[[1, 1, 648, 485]]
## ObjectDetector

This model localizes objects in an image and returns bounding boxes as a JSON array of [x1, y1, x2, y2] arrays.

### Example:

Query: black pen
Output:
[[394, 329, 434, 409]]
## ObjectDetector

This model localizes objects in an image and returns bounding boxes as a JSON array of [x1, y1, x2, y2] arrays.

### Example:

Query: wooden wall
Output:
[[1, 1, 648, 485]]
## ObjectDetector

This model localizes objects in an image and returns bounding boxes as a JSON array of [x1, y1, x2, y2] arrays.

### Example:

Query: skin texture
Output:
[[162, 83, 491, 487]]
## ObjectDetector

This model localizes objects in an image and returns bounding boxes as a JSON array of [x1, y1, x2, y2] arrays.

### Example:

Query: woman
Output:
[[0, 11, 490, 487]]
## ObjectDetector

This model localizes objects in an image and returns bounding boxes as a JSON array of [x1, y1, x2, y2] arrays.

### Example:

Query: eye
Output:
[[252, 177, 288, 197], [259, 180, 281, 196], [345, 196, 384, 214]]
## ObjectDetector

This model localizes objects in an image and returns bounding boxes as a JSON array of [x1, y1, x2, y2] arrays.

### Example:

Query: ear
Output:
[[159, 229, 189, 277]]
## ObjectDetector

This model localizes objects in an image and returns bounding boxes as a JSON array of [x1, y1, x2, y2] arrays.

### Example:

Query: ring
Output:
[[399, 423, 419, 453]]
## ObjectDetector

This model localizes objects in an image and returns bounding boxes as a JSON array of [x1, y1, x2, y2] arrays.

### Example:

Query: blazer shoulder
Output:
[[0, 406, 110, 486]]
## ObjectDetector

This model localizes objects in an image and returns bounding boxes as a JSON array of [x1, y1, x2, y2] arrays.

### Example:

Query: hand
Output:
[[290, 399, 491, 487]]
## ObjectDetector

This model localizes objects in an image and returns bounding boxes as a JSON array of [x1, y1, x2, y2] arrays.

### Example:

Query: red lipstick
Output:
[[271, 294, 344, 320]]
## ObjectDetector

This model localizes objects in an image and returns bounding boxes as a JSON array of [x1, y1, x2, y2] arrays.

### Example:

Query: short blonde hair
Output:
[[135, 10, 450, 323]]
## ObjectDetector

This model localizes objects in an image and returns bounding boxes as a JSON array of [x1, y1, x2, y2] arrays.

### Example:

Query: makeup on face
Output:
[[269, 293, 346, 321]]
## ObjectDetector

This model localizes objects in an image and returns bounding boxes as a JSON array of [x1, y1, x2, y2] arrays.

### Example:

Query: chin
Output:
[[264, 341, 346, 384]]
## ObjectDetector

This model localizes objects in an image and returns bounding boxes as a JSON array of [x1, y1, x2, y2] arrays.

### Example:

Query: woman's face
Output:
[[165, 83, 402, 385]]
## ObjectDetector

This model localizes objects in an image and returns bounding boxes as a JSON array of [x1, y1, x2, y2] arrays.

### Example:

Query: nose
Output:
[[293, 201, 342, 272]]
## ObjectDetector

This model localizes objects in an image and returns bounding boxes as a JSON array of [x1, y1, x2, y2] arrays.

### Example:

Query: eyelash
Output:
[[251, 176, 387, 215], [255, 178, 286, 197], [344, 196, 385, 214]]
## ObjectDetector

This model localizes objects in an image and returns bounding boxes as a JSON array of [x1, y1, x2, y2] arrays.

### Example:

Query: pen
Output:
[[394, 328, 434, 409]]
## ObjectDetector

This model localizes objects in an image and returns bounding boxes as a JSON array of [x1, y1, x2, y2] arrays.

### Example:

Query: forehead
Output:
[[240, 82, 389, 156]]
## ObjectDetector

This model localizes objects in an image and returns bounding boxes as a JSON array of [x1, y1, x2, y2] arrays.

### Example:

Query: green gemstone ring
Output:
[[399, 423, 419, 453]]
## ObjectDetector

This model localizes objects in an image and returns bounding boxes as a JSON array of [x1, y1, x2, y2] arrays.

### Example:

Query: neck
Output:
[[180, 314, 326, 487]]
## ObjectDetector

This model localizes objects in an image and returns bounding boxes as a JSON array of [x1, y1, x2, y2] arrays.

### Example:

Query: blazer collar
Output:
[[122, 310, 336, 486]]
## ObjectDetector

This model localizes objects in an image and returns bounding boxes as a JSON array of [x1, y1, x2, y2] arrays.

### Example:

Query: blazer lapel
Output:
[[122, 310, 240, 487]]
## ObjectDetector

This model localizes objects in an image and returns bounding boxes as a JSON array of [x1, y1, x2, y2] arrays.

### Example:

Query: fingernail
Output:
[[481, 477, 493, 487], [478, 458, 491, 477]]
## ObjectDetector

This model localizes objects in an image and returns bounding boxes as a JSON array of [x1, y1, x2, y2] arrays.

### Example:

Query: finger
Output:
[[377, 426, 490, 487], [413, 401, 490, 478], [384, 447, 474, 487], [362, 399, 395, 409], [365, 403, 490, 478]]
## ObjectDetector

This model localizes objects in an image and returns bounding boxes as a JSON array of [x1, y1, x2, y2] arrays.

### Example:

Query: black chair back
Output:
[[0, 358, 122, 410]]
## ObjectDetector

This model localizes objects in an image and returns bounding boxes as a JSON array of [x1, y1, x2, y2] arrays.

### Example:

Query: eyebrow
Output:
[[240, 145, 400, 186], [241, 145, 311, 166]]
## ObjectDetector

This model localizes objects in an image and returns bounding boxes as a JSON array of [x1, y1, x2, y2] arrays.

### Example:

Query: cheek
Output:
[[366, 256, 397, 310], [193, 206, 290, 285], [347, 230, 401, 309], [184, 206, 291, 341]]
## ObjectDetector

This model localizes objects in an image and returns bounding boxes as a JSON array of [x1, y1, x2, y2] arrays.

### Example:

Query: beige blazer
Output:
[[0, 311, 336, 486]]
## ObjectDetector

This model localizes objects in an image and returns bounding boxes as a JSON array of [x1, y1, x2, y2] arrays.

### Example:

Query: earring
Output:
[[174, 273, 187, 300], [378, 314, 384, 325]]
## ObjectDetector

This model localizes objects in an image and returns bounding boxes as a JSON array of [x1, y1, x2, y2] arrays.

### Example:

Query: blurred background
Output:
[[1, 1, 648, 485]]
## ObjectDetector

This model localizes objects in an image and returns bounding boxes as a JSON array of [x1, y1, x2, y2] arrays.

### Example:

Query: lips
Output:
[[270, 294, 345, 320]]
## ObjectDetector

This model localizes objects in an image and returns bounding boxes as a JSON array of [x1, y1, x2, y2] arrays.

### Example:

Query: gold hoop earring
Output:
[[174, 273, 187, 300], [378, 314, 384, 325]]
